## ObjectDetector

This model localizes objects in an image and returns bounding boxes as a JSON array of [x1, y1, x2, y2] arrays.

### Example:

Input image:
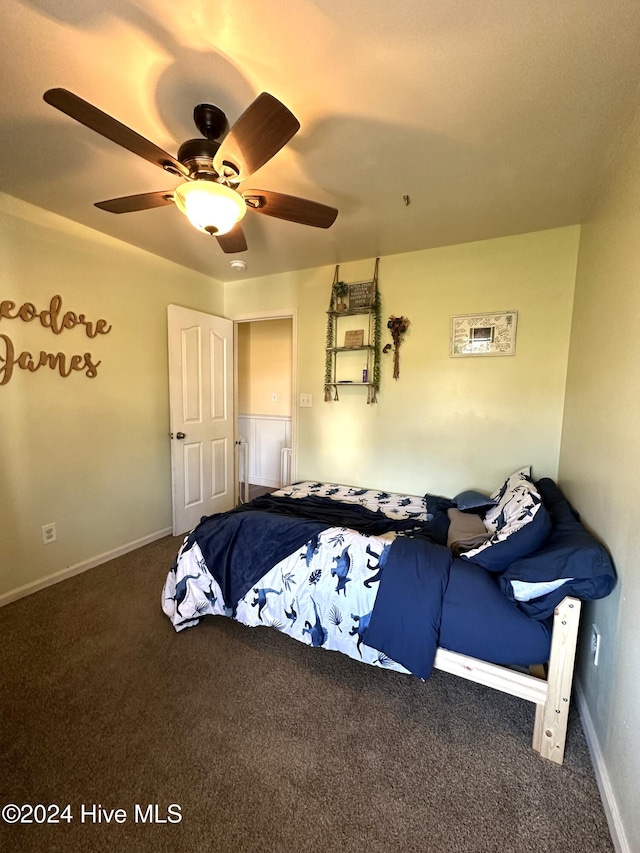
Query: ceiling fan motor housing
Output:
[[177, 138, 223, 179]]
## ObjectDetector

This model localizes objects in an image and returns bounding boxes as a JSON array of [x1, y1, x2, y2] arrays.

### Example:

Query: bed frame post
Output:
[[532, 596, 581, 764]]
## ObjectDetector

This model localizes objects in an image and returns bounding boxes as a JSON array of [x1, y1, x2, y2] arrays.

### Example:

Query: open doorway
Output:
[[236, 316, 294, 502]]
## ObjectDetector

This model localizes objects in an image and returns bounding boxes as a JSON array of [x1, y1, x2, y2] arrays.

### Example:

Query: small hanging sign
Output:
[[348, 280, 374, 309], [343, 329, 364, 347]]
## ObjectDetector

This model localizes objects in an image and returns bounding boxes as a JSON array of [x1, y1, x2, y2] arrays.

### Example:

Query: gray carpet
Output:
[[0, 535, 613, 852]]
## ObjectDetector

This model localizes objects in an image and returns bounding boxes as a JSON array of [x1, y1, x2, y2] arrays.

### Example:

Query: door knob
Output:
[[176, 432, 186, 440]]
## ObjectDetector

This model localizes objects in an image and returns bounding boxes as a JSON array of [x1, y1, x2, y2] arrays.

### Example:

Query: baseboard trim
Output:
[[575, 680, 629, 853], [0, 528, 173, 608]]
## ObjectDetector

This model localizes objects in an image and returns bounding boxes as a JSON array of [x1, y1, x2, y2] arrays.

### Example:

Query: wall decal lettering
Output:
[[0, 294, 111, 385]]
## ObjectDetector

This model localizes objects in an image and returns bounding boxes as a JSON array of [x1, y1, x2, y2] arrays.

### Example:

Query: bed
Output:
[[162, 467, 615, 765]]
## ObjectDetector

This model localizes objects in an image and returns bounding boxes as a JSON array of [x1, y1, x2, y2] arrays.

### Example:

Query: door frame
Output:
[[231, 308, 298, 499]]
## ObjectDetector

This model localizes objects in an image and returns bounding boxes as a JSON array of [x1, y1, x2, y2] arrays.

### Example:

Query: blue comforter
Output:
[[364, 536, 451, 677]]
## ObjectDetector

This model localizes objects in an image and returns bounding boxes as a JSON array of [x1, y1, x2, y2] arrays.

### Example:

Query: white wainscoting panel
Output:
[[238, 415, 292, 487]]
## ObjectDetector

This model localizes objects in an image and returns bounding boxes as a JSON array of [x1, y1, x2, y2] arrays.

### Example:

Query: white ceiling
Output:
[[2, 0, 640, 282]]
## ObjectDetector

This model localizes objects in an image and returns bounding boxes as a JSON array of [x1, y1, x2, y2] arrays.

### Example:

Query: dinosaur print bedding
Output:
[[163, 482, 453, 678], [162, 481, 557, 677]]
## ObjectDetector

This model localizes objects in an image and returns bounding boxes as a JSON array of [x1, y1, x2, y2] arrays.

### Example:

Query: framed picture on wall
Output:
[[450, 311, 518, 357]]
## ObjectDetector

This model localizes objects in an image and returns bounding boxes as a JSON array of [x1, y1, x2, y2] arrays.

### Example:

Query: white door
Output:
[[168, 304, 234, 535]]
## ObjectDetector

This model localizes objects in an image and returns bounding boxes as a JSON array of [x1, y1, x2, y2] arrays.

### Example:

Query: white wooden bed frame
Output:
[[432, 596, 581, 765]]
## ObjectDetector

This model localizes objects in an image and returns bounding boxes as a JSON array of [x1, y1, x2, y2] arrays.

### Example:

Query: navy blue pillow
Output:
[[453, 489, 497, 514], [424, 490, 496, 517], [499, 479, 616, 619], [461, 468, 552, 571], [461, 502, 551, 572]]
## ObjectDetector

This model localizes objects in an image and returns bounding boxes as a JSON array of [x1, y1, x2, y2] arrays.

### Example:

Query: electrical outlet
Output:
[[591, 624, 601, 666], [42, 523, 57, 544]]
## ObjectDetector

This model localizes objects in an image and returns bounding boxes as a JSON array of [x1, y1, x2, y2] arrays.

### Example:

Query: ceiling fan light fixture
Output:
[[174, 180, 246, 236]]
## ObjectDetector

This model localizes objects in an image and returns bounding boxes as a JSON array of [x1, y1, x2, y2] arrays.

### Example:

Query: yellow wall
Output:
[[559, 99, 640, 848], [237, 319, 292, 416], [226, 226, 579, 497], [0, 193, 223, 599]]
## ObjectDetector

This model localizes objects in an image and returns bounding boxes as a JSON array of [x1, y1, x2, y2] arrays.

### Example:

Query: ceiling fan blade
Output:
[[243, 189, 338, 228], [216, 224, 248, 254], [214, 93, 300, 181], [43, 88, 188, 178], [94, 191, 175, 213]]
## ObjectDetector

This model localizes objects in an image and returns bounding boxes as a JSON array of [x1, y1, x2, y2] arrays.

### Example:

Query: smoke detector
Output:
[[230, 259, 247, 272]]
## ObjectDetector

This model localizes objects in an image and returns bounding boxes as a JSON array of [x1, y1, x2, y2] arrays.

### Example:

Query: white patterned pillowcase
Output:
[[461, 467, 551, 572]]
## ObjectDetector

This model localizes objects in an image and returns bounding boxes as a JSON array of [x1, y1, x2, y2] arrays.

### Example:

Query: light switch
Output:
[[299, 393, 312, 407]]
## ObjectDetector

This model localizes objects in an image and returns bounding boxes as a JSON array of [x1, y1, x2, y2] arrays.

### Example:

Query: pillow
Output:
[[453, 489, 497, 515], [499, 478, 616, 619], [484, 466, 533, 532], [461, 467, 551, 572]]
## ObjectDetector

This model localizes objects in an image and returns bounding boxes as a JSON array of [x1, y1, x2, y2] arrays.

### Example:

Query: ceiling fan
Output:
[[42, 88, 338, 253]]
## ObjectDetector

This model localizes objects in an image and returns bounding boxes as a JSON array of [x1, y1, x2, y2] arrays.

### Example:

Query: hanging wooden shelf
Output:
[[325, 381, 377, 387], [324, 259, 381, 404]]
